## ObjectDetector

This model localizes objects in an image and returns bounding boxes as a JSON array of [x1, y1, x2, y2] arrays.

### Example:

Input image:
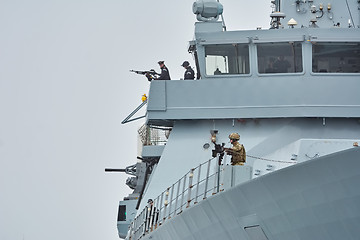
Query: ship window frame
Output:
[[204, 43, 251, 77], [256, 41, 304, 75], [311, 41, 360, 75]]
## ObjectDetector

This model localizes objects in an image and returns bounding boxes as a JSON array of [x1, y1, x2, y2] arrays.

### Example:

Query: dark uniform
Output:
[[157, 61, 171, 80], [145, 199, 159, 231], [181, 61, 195, 80]]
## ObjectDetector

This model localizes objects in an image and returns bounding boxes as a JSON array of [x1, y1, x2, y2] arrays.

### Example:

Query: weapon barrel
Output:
[[130, 70, 146, 74], [105, 168, 126, 172]]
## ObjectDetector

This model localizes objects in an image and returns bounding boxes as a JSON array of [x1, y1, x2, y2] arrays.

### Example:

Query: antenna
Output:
[[216, 0, 227, 31], [345, 0, 355, 28]]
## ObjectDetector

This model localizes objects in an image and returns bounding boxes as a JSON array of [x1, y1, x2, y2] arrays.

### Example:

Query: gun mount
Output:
[[105, 164, 137, 175]]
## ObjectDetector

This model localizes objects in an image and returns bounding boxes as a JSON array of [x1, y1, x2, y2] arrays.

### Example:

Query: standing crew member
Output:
[[181, 61, 195, 80], [145, 199, 159, 232], [156, 61, 171, 80], [225, 133, 246, 165]]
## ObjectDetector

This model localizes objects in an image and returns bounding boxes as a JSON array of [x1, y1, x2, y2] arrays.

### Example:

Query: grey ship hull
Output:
[[142, 147, 360, 240]]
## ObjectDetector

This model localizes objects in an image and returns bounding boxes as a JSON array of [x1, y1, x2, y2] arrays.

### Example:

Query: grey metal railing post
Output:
[[131, 217, 135, 239], [162, 188, 170, 222], [149, 205, 153, 233], [194, 163, 201, 204], [218, 156, 222, 192], [139, 210, 143, 236], [158, 191, 164, 225], [135, 214, 139, 238], [213, 165, 218, 195], [138, 210, 141, 237], [146, 202, 152, 234], [174, 180, 181, 217], [168, 184, 174, 218], [187, 168, 194, 208], [179, 174, 187, 213], [143, 207, 148, 236], [213, 154, 220, 195], [155, 195, 160, 228], [129, 221, 133, 240], [203, 158, 212, 199]]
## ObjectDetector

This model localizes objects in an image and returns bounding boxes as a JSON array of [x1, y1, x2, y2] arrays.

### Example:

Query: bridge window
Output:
[[257, 42, 303, 74], [312, 42, 360, 73], [205, 44, 249, 75]]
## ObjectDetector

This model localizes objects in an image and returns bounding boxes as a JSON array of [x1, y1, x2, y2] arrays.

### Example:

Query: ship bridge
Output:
[[147, 0, 360, 127], [147, 28, 360, 127]]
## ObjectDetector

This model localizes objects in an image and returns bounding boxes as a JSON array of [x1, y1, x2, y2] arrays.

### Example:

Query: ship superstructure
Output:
[[112, 1, 360, 240]]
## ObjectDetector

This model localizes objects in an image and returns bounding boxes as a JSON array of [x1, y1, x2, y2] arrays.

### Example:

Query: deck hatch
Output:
[[244, 225, 269, 240]]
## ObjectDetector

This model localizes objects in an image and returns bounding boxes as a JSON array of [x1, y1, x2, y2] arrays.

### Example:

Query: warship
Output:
[[108, 0, 360, 239]]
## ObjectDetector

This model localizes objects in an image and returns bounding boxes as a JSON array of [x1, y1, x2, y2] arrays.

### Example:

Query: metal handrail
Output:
[[127, 150, 298, 239], [129, 154, 227, 240]]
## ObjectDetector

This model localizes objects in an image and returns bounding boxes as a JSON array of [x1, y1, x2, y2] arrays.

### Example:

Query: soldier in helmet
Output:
[[225, 133, 246, 165], [181, 61, 195, 80]]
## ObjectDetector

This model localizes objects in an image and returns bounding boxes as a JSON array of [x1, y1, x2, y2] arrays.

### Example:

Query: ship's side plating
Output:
[[118, 1, 360, 239], [141, 147, 360, 240]]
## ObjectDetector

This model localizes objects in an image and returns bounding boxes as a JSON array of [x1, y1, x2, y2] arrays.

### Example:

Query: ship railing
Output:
[[129, 154, 231, 240], [138, 124, 171, 146]]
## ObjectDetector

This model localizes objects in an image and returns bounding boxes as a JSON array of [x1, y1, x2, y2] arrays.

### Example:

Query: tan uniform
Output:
[[226, 141, 246, 165]]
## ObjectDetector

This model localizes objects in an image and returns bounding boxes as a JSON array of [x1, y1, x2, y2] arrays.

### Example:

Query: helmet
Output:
[[229, 133, 240, 141], [158, 61, 164, 65], [181, 61, 190, 67]]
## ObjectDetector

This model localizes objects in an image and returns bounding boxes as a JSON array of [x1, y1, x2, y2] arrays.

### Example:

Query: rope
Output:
[[246, 154, 297, 164], [345, 0, 355, 28]]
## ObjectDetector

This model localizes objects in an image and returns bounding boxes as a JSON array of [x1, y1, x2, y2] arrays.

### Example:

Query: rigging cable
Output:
[[345, 0, 355, 27], [246, 154, 297, 164]]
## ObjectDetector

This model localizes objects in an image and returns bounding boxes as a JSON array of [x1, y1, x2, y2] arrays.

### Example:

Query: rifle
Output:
[[130, 69, 159, 81]]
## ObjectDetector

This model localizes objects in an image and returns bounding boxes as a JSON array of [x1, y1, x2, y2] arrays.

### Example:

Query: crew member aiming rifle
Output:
[[130, 61, 171, 81]]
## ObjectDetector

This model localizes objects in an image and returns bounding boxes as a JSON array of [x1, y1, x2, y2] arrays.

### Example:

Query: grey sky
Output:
[[0, 1, 270, 239]]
